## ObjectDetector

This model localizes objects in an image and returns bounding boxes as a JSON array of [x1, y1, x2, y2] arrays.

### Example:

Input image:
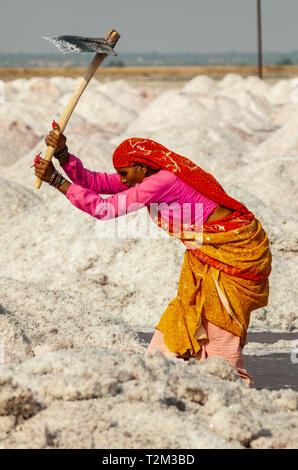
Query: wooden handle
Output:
[[35, 29, 120, 189]]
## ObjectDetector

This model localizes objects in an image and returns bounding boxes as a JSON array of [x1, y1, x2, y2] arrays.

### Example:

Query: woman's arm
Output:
[[57, 179, 71, 196], [63, 181, 154, 220], [60, 153, 128, 194], [45, 128, 127, 194], [61, 172, 177, 221], [34, 157, 176, 221]]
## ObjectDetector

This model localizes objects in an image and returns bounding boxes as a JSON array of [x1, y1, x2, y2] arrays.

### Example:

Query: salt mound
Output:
[[67, 120, 118, 139], [50, 76, 84, 95], [226, 156, 298, 219], [99, 79, 155, 112], [0, 275, 144, 365], [0, 102, 66, 135], [6, 77, 60, 100], [251, 111, 298, 159], [242, 76, 271, 96], [58, 79, 153, 133], [0, 121, 41, 152], [66, 134, 116, 172], [124, 90, 219, 135], [113, 124, 252, 181], [5, 78, 29, 93], [251, 252, 298, 331], [0, 139, 26, 169], [0, 178, 43, 221], [266, 79, 293, 105], [59, 90, 136, 133], [218, 73, 244, 88], [218, 75, 271, 100], [245, 339, 297, 354], [27, 77, 61, 97], [182, 75, 218, 94], [269, 102, 298, 127], [0, 135, 116, 192], [5, 78, 60, 106], [215, 88, 275, 132], [224, 184, 298, 252], [124, 82, 274, 143], [2, 76, 152, 140], [0, 350, 297, 448]]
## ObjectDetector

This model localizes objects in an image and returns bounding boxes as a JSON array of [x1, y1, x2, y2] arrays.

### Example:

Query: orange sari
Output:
[[152, 211, 272, 357]]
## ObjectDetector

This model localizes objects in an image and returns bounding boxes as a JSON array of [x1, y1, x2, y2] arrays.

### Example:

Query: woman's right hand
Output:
[[45, 128, 67, 155]]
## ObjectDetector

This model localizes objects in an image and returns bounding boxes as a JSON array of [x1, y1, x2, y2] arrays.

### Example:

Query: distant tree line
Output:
[[0, 51, 298, 67], [276, 57, 294, 65]]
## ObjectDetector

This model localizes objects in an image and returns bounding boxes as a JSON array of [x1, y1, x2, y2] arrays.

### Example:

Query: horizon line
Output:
[[1, 50, 298, 55]]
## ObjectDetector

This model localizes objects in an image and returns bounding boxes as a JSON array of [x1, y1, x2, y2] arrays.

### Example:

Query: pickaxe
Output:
[[34, 29, 120, 189]]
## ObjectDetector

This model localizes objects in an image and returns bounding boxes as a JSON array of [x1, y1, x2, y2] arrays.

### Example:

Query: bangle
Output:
[[58, 177, 66, 188], [49, 170, 59, 186], [54, 145, 69, 161], [49, 170, 60, 187], [54, 174, 66, 188], [49, 171, 66, 189]]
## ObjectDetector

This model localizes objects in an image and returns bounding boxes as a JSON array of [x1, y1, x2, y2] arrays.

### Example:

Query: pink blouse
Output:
[[61, 154, 218, 226]]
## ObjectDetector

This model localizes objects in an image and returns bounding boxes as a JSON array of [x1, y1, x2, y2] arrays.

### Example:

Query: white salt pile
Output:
[[0, 74, 297, 449], [1, 349, 297, 449]]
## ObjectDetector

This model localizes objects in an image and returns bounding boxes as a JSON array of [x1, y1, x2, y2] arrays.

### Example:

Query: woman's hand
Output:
[[45, 128, 67, 155], [34, 157, 56, 183]]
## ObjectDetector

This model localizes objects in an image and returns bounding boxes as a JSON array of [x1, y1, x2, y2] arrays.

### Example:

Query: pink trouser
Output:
[[145, 316, 253, 388]]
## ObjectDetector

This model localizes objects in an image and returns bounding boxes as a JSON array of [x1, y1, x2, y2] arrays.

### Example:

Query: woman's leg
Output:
[[195, 315, 254, 387], [145, 328, 178, 359], [145, 321, 253, 387]]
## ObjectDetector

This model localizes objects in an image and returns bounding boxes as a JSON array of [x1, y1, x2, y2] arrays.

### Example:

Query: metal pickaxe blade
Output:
[[35, 29, 120, 189], [43, 35, 118, 56]]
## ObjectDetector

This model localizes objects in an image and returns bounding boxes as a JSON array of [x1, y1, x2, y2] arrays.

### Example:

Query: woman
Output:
[[34, 125, 272, 387]]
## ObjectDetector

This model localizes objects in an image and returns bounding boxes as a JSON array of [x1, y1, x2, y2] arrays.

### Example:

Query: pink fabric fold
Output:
[[61, 154, 218, 223]]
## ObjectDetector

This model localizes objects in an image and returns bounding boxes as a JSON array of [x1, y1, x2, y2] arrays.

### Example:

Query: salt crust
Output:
[[0, 349, 297, 448]]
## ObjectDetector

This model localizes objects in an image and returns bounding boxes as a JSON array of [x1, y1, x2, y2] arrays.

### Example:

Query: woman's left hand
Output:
[[34, 157, 56, 183]]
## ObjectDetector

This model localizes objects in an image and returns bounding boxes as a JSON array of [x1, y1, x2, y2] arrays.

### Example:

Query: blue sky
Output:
[[1, 0, 297, 53]]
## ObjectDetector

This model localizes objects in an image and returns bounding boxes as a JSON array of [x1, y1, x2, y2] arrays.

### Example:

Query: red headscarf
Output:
[[113, 137, 251, 215]]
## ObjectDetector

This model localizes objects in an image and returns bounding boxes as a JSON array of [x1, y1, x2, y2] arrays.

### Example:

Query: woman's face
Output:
[[116, 165, 147, 187]]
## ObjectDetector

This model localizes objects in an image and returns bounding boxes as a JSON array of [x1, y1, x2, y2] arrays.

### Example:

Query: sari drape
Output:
[[152, 212, 271, 357]]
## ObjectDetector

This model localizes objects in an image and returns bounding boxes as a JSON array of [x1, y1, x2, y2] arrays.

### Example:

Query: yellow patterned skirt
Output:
[[155, 217, 272, 358]]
